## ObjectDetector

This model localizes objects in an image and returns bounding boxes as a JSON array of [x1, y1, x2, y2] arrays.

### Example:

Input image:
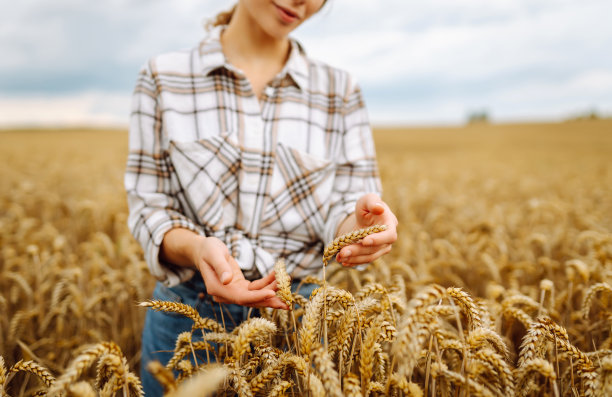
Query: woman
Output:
[[125, 0, 398, 394]]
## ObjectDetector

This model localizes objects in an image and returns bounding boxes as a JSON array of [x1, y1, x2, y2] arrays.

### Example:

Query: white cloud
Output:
[[1, 0, 612, 125], [300, 1, 612, 85], [0, 92, 131, 128]]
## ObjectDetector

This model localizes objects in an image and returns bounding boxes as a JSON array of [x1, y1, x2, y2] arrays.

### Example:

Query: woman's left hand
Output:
[[335, 193, 398, 267]]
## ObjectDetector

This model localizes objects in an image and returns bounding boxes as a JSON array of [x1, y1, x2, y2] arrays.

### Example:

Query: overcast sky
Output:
[[1, 0, 611, 127]]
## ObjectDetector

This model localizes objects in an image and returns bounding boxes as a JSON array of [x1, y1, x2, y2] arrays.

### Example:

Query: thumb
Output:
[[206, 245, 234, 285], [360, 193, 385, 216]]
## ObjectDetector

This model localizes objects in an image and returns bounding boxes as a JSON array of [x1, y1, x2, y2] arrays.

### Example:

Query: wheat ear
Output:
[[268, 380, 293, 397], [343, 373, 362, 397], [228, 367, 253, 397], [146, 361, 177, 393], [0, 357, 7, 397], [274, 258, 293, 307], [431, 362, 495, 397], [582, 282, 612, 319], [166, 366, 227, 397], [311, 343, 343, 397], [167, 341, 214, 370], [323, 225, 388, 266], [299, 287, 326, 357], [140, 300, 224, 332], [249, 356, 285, 394], [389, 373, 423, 396], [233, 318, 277, 360], [360, 318, 383, 394], [447, 287, 483, 330], [48, 341, 122, 396], [8, 360, 55, 388], [66, 381, 96, 397]]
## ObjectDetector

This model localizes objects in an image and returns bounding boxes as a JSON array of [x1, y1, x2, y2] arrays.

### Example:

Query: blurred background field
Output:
[[1, 120, 611, 394]]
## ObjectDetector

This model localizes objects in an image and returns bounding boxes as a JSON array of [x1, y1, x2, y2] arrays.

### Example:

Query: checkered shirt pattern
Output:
[[125, 26, 382, 287]]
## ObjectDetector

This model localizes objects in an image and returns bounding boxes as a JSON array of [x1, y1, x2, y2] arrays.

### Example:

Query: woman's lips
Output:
[[275, 4, 299, 24]]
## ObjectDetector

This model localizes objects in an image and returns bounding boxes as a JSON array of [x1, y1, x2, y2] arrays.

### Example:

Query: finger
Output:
[[248, 271, 277, 290], [357, 193, 385, 220], [255, 296, 290, 310], [337, 244, 390, 261], [199, 262, 225, 297], [240, 296, 288, 309], [261, 280, 278, 291], [366, 196, 385, 216], [361, 224, 397, 247], [228, 288, 277, 306], [206, 245, 234, 285], [341, 245, 392, 266], [212, 295, 231, 304]]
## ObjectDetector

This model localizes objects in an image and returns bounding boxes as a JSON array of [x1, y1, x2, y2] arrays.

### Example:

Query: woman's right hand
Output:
[[192, 236, 289, 310]]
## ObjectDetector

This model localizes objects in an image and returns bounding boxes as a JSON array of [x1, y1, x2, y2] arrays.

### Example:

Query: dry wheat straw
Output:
[[4, 130, 612, 397]]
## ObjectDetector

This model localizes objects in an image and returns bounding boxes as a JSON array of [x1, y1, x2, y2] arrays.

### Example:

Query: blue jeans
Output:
[[140, 273, 316, 396]]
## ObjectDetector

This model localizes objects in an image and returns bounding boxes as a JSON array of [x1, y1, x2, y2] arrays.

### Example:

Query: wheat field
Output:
[[1, 120, 611, 396]]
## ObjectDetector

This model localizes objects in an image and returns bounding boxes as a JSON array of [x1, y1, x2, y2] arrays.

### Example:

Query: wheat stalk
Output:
[[48, 341, 123, 396], [582, 282, 612, 319]]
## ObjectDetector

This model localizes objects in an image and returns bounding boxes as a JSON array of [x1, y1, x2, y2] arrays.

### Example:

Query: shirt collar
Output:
[[198, 25, 309, 91]]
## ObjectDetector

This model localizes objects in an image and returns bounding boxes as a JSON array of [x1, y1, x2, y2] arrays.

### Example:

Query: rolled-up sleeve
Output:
[[323, 77, 383, 245], [124, 61, 203, 286]]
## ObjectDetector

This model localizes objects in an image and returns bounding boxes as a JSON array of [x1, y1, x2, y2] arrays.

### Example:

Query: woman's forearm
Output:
[[159, 228, 204, 268]]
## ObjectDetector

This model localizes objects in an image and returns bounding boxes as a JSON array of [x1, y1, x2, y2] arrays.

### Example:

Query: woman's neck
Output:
[[221, 5, 290, 68]]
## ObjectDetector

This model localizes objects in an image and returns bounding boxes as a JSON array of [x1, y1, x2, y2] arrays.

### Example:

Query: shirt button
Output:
[[264, 86, 274, 97]]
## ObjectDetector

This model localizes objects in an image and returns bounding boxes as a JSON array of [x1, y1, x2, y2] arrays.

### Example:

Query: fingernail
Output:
[[344, 249, 351, 257], [221, 271, 231, 283]]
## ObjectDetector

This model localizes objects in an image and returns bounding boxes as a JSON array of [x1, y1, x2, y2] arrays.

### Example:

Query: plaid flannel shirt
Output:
[[125, 26, 381, 287]]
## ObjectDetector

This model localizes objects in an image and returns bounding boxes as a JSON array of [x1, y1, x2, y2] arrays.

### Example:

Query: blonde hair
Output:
[[206, 5, 237, 29]]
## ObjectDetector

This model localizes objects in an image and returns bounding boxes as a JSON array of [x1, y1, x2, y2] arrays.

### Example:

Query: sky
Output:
[[1, 0, 611, 127]]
